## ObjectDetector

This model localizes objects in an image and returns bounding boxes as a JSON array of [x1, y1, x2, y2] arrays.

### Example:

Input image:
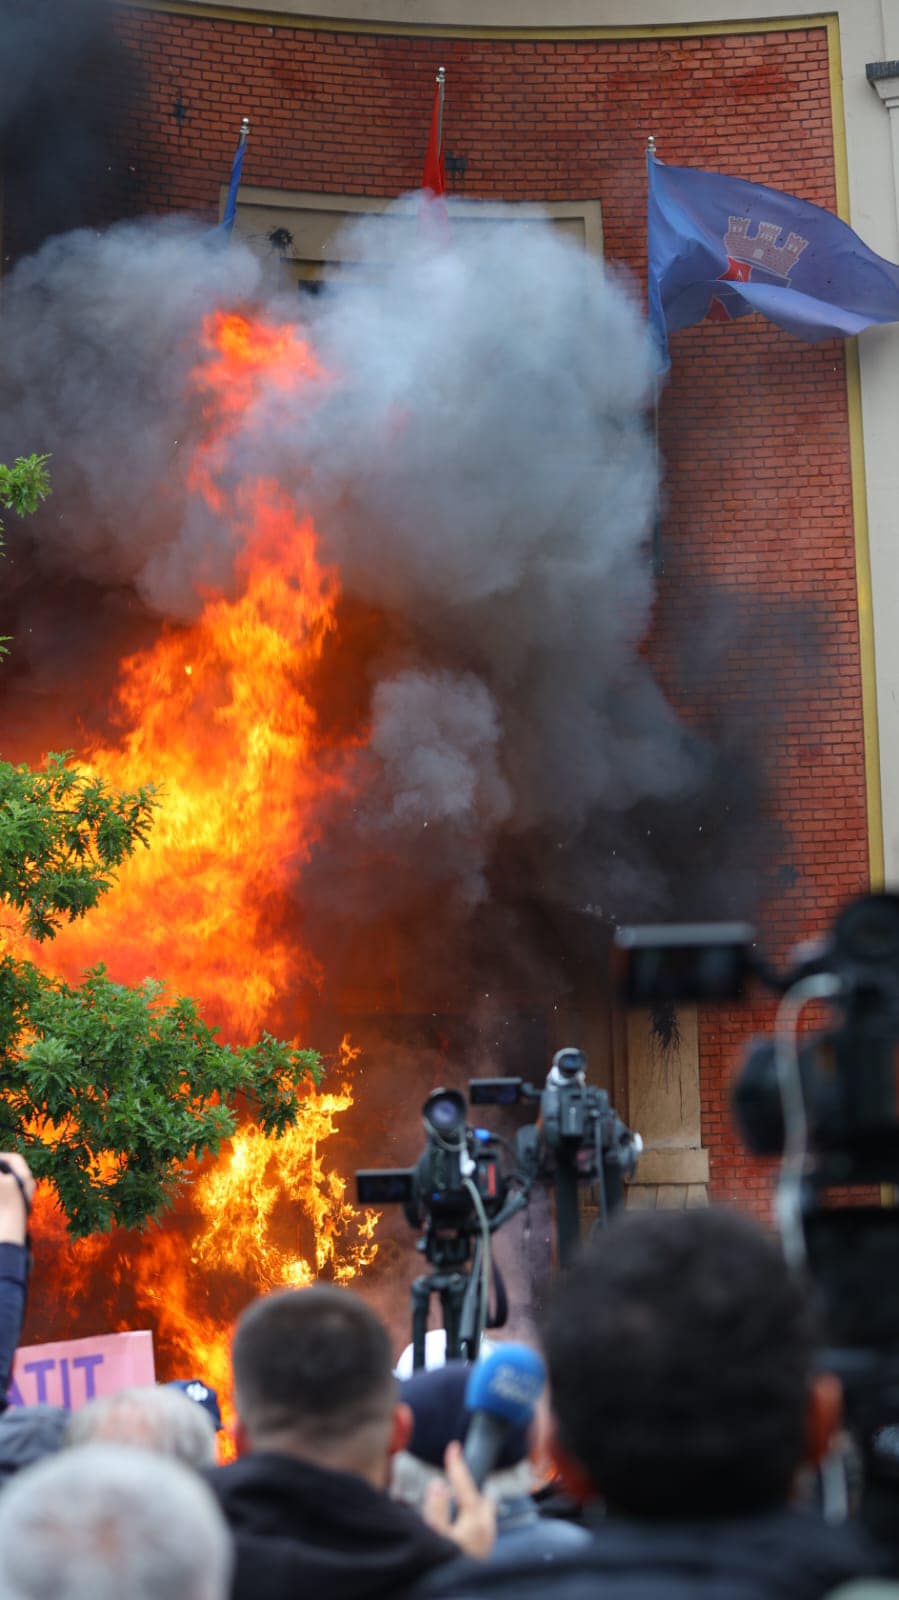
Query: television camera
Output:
[[356, 1088, 529, 1369], [357, 1053, 642, 1368], [470, 1048, 642, 1267], [615, 891, 899, 1546]]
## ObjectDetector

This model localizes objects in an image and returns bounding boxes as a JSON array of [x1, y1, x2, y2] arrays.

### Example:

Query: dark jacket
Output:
[[418, 1507, 884, 1600], [208, 1450, 462, 1600], [0, 1243, 27, 1411], [0, 1405, 69, 1485]]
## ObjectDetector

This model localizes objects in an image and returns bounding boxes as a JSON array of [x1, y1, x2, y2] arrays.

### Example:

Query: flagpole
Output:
[[220, 116, 250, 235], [646, 135, 663, 576], [234, 116, 250, 181], [436, 66, 446, 156]]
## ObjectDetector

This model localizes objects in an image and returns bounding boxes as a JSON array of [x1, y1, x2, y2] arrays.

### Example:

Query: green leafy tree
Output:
[[0, 757, 319, 1236], [0, 465, 320, 1236], [0, 455, 51, 536], [0, 755, 155, 942], [0, 455, 51, 659]]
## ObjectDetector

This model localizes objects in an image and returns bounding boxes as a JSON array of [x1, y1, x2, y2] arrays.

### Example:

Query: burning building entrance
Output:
[[0, 198, 801, 1382]]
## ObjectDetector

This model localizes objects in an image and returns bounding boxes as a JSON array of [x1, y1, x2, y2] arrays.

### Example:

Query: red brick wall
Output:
[[111, 17, 840, 234], [111, 8, 869, 1211], [661, 317, 867, 1214]]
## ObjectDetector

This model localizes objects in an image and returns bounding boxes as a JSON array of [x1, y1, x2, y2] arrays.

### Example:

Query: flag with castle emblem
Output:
[[647, 152, 899, 365]]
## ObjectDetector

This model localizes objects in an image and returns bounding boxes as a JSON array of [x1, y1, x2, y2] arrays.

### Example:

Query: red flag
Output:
[[422, 74, 446, 198], [420, 70, 449, 243]]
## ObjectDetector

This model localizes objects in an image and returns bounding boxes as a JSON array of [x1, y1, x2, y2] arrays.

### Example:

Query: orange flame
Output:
[[15, 313, 343, 1036], [8, 309, 378, 1404]]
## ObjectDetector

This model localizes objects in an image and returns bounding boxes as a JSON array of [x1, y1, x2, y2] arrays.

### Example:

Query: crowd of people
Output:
[[0, 1150, 891, 1600]]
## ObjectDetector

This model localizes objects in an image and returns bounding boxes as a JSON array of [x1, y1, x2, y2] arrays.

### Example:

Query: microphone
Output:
[[462, 1342, 546, 1488]]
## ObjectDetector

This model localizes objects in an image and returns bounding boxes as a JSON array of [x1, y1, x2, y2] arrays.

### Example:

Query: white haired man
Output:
[[0, 1442, 232, 1600], [67, 1382, 217, 1468]]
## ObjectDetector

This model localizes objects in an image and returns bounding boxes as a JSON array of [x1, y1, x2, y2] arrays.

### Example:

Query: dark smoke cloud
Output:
[[0, 200, 774, 964], [0, 0, 144, 261]]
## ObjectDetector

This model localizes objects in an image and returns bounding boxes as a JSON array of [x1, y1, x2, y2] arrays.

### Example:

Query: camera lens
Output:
[[422, 1088, 466, 1138], [553, 1048, 587, 1080], [834, 893, 899, 968]]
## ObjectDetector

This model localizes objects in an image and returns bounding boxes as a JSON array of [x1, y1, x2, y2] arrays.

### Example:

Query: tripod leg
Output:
[[602, 1152, 624, 1216], [555, 1159, 581, 1269], [411, 1276, 433, 1371], [441, 1279, 463, 1361], [457, 1240, 483, 1361], [595, 1106, 623, 1222]]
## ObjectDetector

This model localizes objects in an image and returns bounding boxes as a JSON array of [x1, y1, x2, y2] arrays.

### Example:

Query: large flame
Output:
[[5, 311, 379, 1418], [15, 312, 347, 1035]]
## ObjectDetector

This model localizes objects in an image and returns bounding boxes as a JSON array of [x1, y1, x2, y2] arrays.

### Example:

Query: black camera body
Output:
[[470, 1048, 641, 1264], [356, 1086, 530, 1366], [615, 892, 899, 1543], [615, 894, 899, 1184], [470, 1050, 640, 1183], [356, 1054, 638, 1365], [356, 1088, 510, 1267]]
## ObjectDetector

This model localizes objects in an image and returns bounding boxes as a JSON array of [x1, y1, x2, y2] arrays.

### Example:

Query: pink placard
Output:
[[8, 1330, 155, 1411]]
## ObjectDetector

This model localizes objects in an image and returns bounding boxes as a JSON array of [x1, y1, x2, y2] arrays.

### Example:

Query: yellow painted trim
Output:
[[115, 0, 837, 41], [827, 16, 850, 218], [826, 17, 885, 887]]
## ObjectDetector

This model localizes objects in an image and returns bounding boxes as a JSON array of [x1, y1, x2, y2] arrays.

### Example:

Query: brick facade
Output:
[[106, 9, 870, 1212]]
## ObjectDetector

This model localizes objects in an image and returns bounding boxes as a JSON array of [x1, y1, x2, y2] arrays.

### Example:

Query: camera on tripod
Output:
[[355, 1052, 640, 1367], [356, 1087, 528, 1370], [471, 1047, 642, 1266], [615, 892, 899, 1545], [356, 1088, 511, 1268]]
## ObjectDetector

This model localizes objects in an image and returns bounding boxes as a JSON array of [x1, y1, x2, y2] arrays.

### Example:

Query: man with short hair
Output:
[[428, 1207, 883, 1600], [545, 1205, 828, 1522], [208, 1284, 492, 1600], [0, 1442, 231, 1600]]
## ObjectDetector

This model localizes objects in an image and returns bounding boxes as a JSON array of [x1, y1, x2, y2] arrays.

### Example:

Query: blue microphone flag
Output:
[[464, 1341, 545, 1427]]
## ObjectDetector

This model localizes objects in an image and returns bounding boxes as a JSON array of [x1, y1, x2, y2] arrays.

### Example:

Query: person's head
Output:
[[231, 1284, 410, 1486], [165, 1379, 223, 1432], [391, 1359, 535, 1511], [67, 1384, 217, 1468], [0, 1442, 232, 1600], [542, 1205, 839, 1519], [0, 1405, 68, 1487]]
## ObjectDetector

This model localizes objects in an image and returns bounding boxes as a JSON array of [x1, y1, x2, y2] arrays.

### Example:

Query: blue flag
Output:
[[647, 152, 899, 365], [219, 120, 249, 235]]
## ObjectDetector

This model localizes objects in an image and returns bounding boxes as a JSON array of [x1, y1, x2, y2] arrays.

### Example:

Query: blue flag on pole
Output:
[[219, 118, 249, 235], [647, 152, 899, 365]]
